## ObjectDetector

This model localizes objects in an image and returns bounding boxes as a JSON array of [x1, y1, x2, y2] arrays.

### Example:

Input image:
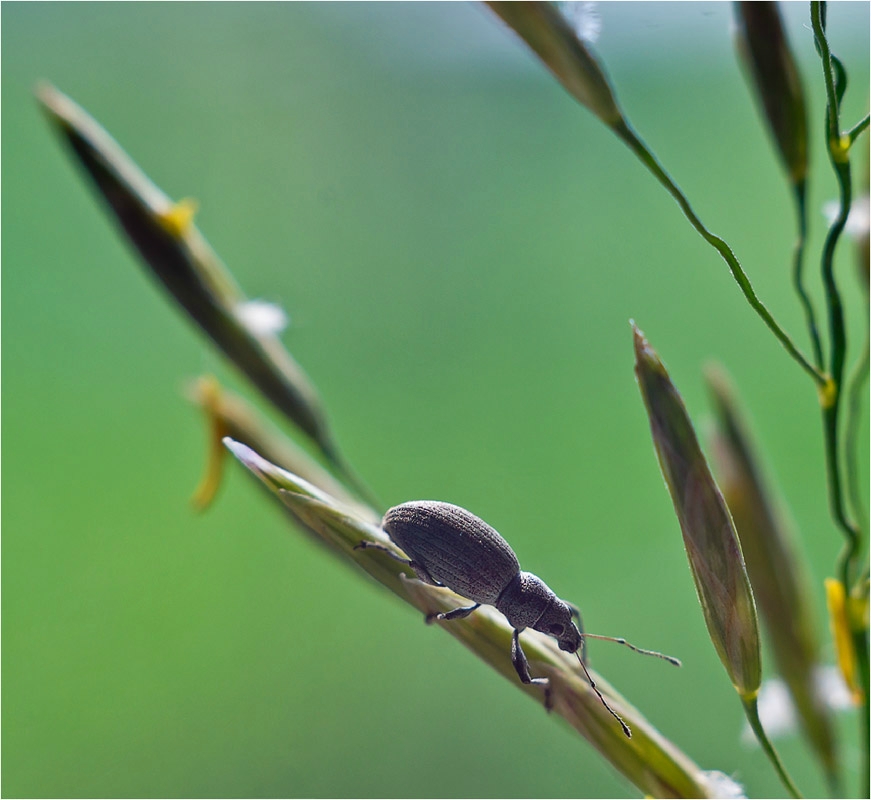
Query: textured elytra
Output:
[[382, 501, 520, 605]]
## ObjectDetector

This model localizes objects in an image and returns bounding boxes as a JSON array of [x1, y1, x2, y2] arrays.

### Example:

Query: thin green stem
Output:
[[612, 118, 826, 387], [846, 112, 870, 145], [845, 323, 869, 540], [741, 695, 804, 798], [812, 11, 869, 798], [791, 183, 825, 370], [853, 626, 871, 798], [811, 2, 861, 586], [813, 3, 841, 143]]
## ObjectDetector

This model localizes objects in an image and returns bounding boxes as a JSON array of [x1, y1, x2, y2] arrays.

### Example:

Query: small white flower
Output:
[[235, 299, 289, 337], [815, 662, 854, 710], [741, 665, 852, 745], [702, 770, 747, 799], [822, 194, 870, 240], [559, 2, 601, 43]]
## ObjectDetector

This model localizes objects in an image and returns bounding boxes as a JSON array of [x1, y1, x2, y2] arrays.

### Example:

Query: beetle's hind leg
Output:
[[354, 540, 444, 587], [511, 628, 553, 710], [426, 602, 481, 624]]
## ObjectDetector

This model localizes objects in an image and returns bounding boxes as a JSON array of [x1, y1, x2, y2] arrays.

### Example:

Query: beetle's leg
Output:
[[354, 540, 399, 558], [354, 541, 444, 586], [511, 629, 552, 710], [426, 603, 481, 624], [438, 603, 481, 621]]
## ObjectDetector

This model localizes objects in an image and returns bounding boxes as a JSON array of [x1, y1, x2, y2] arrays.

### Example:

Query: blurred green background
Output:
[[3, 3, 869, 797]]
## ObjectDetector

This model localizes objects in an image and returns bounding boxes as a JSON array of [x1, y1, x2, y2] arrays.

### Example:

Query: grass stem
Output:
[[613, 119, 826, 387], [846, 113, 870, 145], [810, 2, 862, 585], [791, 183, 825, 370], [741, 695, 804, 798]]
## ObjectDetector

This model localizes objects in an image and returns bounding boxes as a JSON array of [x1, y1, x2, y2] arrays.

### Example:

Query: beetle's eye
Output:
[[548, 623, 565, 636]]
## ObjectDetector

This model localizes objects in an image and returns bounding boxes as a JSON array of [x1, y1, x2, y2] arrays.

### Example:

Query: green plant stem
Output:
[[612, 119, 826, 387], [853, 625, 871, 798], [811, 2, 862, 588], [741, 695, 804, 798], [844, 325, 869, 539], [812, 10, 870, 798], [791, 183, 825, 370], [846, 112, 870, 145]]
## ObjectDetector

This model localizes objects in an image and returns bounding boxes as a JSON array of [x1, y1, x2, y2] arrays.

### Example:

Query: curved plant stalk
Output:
[[844, 173, 869, 545], [614, 122, 823, 387], [223, 438, 716, 799], [845, 141, 870, 546], [844, 339, 869, 539], [788, 187, 824, 371], [810, 3, 861, 575], [809, 21, 869, 786], [485, 1, 825, 388], [808, 9, 870, 794]]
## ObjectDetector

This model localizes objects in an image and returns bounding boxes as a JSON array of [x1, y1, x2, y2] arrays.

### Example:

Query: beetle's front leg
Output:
[[511, 628, 552, 710]]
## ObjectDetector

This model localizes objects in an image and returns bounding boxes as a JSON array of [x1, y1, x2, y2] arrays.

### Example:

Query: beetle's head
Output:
[[535, 598, 583, 654]]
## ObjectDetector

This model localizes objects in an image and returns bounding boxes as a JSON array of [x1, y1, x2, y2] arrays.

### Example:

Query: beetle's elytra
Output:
[[356, 500, 681, 738]]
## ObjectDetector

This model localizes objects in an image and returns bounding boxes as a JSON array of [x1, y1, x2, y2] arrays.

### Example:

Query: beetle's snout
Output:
[[534, 598, 583, 653], [558, 622, 582, 653]]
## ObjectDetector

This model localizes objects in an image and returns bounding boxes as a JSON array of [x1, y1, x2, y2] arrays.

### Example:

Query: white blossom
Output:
[[822, 194, 870, 240], [235, 299, 289, 337], [741, 665, 852, 745], [702, 770, 747, 799]]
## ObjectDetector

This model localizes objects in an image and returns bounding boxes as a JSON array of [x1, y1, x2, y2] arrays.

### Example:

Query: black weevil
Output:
[[356, 500, 680, 737]]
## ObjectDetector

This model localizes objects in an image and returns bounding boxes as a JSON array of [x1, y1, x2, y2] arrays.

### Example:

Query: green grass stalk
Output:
[[791, 184, 825, 370], [613, 119, 826, 387], [741, 696, 803, 799]]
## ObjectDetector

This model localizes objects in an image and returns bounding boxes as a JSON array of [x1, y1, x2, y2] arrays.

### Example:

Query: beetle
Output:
[[356, 500, 680, 738]]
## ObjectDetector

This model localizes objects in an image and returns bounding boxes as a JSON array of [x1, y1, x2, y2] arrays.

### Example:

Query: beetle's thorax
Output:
[[495, 571, 557, 631]]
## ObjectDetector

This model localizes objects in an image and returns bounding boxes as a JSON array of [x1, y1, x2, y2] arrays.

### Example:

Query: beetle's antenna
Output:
[[575, 651, 631, 738], [581, 633, 681, 666]]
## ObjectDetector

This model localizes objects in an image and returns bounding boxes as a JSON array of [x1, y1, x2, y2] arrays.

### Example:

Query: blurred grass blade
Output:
[[225, 437, 715, 798], [706, 365, 840, 792], [37, 83, 367, 497], [486, 2, 623, 127], [734, 2, 809, 186], [633, 326, 760, 698]]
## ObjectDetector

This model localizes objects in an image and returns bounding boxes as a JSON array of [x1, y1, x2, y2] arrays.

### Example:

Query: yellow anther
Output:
[[191, 375, 230, 510], [818, 377, 837, 409], [825, 578, 862, 704], [831, 135, 851, 164], [157, 197, 198, 237]]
